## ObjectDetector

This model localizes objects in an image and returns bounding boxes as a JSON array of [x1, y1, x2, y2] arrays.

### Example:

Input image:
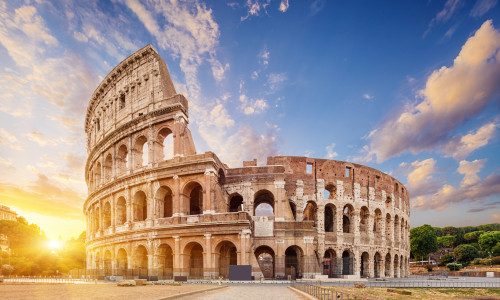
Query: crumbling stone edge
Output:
[[156, 285, 228, 300]]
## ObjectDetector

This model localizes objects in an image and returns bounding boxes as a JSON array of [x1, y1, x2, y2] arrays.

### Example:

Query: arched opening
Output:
[[155, 186, 173, 218], [385, 196, 392, 210], [157, 244, 173, 280], [103, 202, 111, 228], [117, 144, 128, 174], [400, 254, 404, 277], [394, 215, 400, 247], [104, 154, 112, 181], [254, 190, 274, 217], [324, 183, 337, 200], [95, 162, 101, 186], [104, 250, 112, 276], [374, 252, 382, 278], [385, 253, 391, 277], [116, 248, 128, 276], [254, 246, 275, 279], [394, 255, 399, 278], [361, 252, 370, 278], [373, 209, 382, 235], [229, 194, 243, 212], [116, 197, 126, 225], [285, 246, 303, 280], [341, 250, 353, 275], [134, 245, 148, 276], [133, 191, 147, 221], [303, 201, 317, 225], [216, 241, 237, 279], [289, 201, 296, 220], [323, 249, 337, 278], [324, 204, 336, 232], [133, 136, 148, 168], [359, 206, 369, 232], [343, 205, 354, 233], [385, 214, 392, 242], [184, 182, 203, 215], [183, 242, 204, 279], [157, 127, 173, 160]]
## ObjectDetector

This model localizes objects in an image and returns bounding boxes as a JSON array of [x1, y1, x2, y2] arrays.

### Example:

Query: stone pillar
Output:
[[274, 180, 286, 220], [128, 135, 133, 172], [368, 254, 374, 278], [173, 175, 182, 216], [146, 180, 154, 227], [204, 169, 215, 214], [295, 180, 304, 221], [204, 234, 212, 279], [126, 186, 132, 225], [336, 206, 344, 244], [148, 125, 154, 167], [354, 250, 360, 278], [173, 236, 181, 276], [353, 211, 360, 245]]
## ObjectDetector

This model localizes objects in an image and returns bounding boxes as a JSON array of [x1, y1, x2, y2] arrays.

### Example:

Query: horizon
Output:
[[0, 0, 499, 240]]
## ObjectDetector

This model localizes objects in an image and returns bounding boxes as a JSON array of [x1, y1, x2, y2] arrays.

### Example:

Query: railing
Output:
[[305, 280, 500, 289], [291, 282, 361, 300]]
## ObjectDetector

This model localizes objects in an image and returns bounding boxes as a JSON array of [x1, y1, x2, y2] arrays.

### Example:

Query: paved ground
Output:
[[0, 284, 217, 300], [177, 285, 306, 300]]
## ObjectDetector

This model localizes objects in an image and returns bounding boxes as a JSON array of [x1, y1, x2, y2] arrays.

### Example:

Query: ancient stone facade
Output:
[[84, 45, 410, 280]]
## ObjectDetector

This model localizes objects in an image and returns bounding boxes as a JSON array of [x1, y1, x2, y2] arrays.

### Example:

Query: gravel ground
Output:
[[0, 283, 217, 300], [176, 285, 306, 300]]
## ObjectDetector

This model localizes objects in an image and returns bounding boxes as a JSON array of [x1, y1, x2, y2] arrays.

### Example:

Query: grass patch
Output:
[[487, 289, 500, 295], [435, 289, 475, 295]]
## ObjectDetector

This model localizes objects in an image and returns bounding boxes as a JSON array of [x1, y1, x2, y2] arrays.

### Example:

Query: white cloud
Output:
[[252, 70, 259, 79], [279, 0, 290, 12], [442, 121, 498, 160], [363, 93, 374, 100], [325, 143, 338, 159], [0, 127, 21, 150], [27, 131, 57, 147], [241, 0, 271, 21], [470, 0, 498, 17], [424, 0, 463, 37], [402, 158, 441, 198], [260, 48, 270, 65], [239, 94, 268, 115], [458, 159, 486, 186], [0, 157, 14, 170], [72, 31, 88, 42], [366, 20, 500, 163], [267, 72, 287, 91]]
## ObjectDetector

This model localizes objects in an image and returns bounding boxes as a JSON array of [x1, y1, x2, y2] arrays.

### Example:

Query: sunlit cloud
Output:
[[267, 72, 287, 91], [458, 159, 486, 186], [0, 127, 22, 150], [424, 0, 463, 37], [239, 94, 268, 115], [366, 20, 500, 163], [279, 0, 290, 12], [401, 158, 442, 198], [27, 131, 57, 147], [241, 0, 270, 21], [442, 121, 498, 160], [470, 0, 498, 17], [325, 143, 338, 159]]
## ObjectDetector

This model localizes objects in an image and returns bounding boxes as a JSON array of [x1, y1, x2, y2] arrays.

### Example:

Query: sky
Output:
[[0, 0, 499, 240]]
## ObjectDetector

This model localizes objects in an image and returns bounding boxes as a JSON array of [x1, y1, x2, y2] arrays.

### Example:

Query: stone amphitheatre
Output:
[[84, 45, 410, 280]]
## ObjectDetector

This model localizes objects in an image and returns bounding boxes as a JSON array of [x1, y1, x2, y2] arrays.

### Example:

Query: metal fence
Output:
[[292, 282, 361, 300], [308, 280, 500, 288]]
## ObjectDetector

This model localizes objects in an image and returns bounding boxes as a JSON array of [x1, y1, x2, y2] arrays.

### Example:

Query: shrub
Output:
[[439, 254, 454, 266], [480, 258, 492, 265], [425, 264, 434, 272], [454, 244, 479, 265], [446, 263, 462, 271], [492, 242, 500, 256], [354, 282, 366, 288], [492, 256, 500, 265]]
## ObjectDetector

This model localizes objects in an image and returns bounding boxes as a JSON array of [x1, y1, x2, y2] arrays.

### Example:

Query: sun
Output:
[[47, 240, 62, 249]]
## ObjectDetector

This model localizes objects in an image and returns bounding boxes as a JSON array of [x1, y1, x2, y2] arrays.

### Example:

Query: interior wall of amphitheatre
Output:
[[84, 45, 410, 280]]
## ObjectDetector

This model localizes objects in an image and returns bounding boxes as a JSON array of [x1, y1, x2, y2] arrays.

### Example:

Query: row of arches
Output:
[[88, 127, 174, 190]]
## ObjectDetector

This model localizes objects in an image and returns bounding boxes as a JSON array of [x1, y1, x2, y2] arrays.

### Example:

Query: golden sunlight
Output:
[[47, 240, 62, 249]]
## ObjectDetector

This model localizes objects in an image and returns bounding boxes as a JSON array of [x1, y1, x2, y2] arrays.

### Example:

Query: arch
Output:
[[341, 250, 354, 275], [104, 250, 112, 275], [117, 144, 128, 174], [215, 241, 237, 279], [157, 127, 173, 161], [374, 252, 382, 278], [155, 186, 173, 218], [324, 204, 336, 232], [324, 183, 337, 200], [228, 193, 243, 213], [104, 154, 112, 181], [359, 206, 369, 232], [157, 244, 173, 279], [133, 135, 148, 168], [285, 246, 303, 280], [255, 245, 275, 279], [373, 209, 383, 234], [183, 242, 204, 279], [303, 201, 317, 224], [360, 252, 370, 278], [95, 162, 102, 186], [394, 215, 400, 247], [134, 245, 148, 276], [400, 254, 404, 277], [394, 255, 399, 278], [116, 248, 128, 276], [133, 191, 148, 221], [254, 190, 274, 217], [385, 196, 392, 210], [385, 253, 391, 277], [103, 201, 111, 228], [116, 197, 126, 225], [385, 213, 392, 241], [323, 249, 337, 278], [183, 182, 203, 215], [343, 204, 354, 233], [289, 201, 296, 220]]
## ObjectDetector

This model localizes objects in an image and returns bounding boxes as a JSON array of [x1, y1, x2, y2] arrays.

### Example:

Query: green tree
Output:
[[439, 254, 454, 266], [478, 224, 500, 232], [492, 242, 500, 256], [454, 244, 479, 265], [410, 224, 438, 261], [437, 235, 456, 248], [479, 231, 500, 253], [464, 231, 484, 243]]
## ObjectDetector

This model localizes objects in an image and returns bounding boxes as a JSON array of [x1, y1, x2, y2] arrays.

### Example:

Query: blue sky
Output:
[[0, 0, 499, 240]]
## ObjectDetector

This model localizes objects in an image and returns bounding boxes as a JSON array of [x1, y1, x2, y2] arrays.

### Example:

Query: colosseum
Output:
[[84, 45, 410, 280]]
